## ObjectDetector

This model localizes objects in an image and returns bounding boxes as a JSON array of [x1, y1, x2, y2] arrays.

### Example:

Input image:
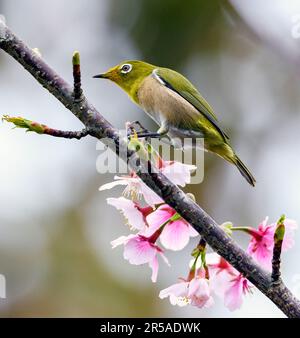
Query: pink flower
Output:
[[100, 161, 196, 206], [159, 160, 196, 187], [206, 253, 252, 311], [146, 204, 198, 251], [224, 274, 251, 311], [247, 217, 298, 269], [206, 253, 237, 297], [100, 173, 163, 206], [111, 233, 169, 283], [107, 197, 152, 230], [159, 272, 213, 308], [281, 218, 298, 249], [188, 277, 214, 308], [159, 281, 190, 307]]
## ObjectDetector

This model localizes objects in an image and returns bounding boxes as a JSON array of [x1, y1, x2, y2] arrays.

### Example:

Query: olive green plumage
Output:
[[94, 60, 256, 186]]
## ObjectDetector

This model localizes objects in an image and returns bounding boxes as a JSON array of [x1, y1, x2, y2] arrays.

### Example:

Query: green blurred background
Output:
[[1, 0, 300, 317]]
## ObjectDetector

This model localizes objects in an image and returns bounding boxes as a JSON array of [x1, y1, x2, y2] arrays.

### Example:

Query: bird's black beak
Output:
[[93, 73, 106, 79]]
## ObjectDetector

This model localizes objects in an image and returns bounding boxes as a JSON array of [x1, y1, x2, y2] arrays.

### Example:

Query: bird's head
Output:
[[93, 60, 155, 100]]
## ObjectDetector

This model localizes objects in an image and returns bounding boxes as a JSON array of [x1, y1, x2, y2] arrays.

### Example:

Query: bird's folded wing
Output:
[[155, 68, 229, 141]]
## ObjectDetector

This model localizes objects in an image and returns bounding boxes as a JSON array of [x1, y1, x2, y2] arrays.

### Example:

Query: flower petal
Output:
[[159, 282, 189, 306], [111, 234, 135, 249], [99, 179, 128, 191], [188, 278, 212, 308], [123, 236, 157, 265], [247, 237, 273, 269], [159, 252, 170, 266], [187, 278, 201, 297], [146, 205, 174, 232], [210, 269, 235, 298], [160, 219, 191, 251], [190, 278, 210, 298], [107, 197, 146, 230], [149, 256, 159, 283], [206, 253, 222, 266], [139, 183, 164, 206], [282, 218, 298, 251], [224, 276, 244, 311], [162, 161, 196, 187]]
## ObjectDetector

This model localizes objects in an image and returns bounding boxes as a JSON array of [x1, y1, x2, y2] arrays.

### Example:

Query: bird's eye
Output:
[[120, 64, 132, 74]]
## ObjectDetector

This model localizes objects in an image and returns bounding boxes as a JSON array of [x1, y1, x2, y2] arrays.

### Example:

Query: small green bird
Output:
[[94, 60, 256, 186]]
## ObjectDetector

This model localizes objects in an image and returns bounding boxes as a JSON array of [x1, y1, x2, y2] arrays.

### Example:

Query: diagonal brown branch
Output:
[[1, 19, 300, 317]]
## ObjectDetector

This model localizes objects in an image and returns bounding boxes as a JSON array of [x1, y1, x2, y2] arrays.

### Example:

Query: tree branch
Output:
[[1, 19, 300, 317]]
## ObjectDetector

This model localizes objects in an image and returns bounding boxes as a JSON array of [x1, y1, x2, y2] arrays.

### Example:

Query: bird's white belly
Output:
[[143, 107, 164, 126]]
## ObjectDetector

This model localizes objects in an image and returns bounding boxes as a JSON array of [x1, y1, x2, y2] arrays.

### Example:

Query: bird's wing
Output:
[[154, 68, 229, 141]]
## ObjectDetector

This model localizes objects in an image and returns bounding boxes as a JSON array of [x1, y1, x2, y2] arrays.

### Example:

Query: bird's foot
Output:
[[126, 120, 152, 141], [128, 120, 149, 133], [126, 120, 170, 142]]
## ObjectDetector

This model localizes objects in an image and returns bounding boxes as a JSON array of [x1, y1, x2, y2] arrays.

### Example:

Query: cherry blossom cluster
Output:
[[100, 142, 297, 312]]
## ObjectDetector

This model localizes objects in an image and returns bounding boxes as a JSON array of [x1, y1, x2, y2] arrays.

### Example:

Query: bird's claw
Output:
[[126, 120, 151, 140], [125, 120, 170, 142]]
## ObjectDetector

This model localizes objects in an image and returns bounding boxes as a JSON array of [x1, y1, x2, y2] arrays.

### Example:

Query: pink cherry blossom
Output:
[[188, 277, 214, 308], [111, 233, 169, 283], [224, 274, 251, 311], [206, 253, 237, 297], [100, 173, 163, 206], [107, 197, 152, 230], [159, 281, 190, 307], [247, 217, 298, 269], [159, 271, 213, 308], [206, 253, 252, 311], [158, 160, 196, 187], [281, 218, 298, 250], [146, 204, 198, 251], [100, 161, 196, 206]]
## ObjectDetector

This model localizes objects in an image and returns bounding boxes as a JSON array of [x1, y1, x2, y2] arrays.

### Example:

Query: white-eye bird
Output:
[[94, 60, 256, 186]]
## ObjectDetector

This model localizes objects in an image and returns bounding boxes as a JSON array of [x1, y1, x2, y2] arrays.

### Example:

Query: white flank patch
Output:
[[152, 69, 166, 85]]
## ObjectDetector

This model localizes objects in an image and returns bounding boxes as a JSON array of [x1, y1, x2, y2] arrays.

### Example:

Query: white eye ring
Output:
[[120, 63, 132, 74]]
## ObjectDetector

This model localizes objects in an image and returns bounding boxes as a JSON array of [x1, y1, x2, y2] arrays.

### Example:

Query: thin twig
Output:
[[72, 51, 82, 101], [43, 128, 89, 139], [271, 215, 286, 285], [2, 115, 90, 140], [1, 20, 300, 317]]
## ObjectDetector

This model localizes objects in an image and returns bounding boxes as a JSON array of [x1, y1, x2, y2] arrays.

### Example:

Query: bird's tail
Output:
[[207, 143, 256, 186], [231, 154, 256, 187]]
